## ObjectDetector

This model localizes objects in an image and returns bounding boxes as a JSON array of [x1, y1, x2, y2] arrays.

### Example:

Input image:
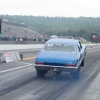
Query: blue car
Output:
[[34, 38, 87, 79]]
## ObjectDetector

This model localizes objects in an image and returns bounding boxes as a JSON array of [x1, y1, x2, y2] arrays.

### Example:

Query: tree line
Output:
[[0, 15, 100, 42]]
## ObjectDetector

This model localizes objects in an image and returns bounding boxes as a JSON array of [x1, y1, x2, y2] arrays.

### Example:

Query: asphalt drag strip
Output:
[[0, 61, 32, 73], [0, 61, 37, 96], [0, 45, 100, 100]]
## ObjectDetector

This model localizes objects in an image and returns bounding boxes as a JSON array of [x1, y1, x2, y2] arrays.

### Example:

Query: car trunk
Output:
[[36, 51, 76, 65]]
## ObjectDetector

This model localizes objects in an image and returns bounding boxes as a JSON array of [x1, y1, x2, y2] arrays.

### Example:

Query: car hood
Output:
[[36, 51, 76, 64]]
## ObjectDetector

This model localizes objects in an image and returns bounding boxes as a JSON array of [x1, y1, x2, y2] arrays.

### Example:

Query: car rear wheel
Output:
[[70, 67, 80, 79], [71, 71, 79, 79], [36, 70, 47, 78], [56, 71, 62, 75]]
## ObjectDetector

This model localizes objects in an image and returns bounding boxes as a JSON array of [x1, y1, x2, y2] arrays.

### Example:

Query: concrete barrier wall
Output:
[[0, 43, 99, 51], [0, 44, 44, 51]]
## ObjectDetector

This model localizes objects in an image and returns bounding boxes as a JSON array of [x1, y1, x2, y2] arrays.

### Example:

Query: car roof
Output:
[[46, 38, 79, 45]]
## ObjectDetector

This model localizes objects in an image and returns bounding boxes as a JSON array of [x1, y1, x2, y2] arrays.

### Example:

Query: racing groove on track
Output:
[[0, 48, 100, 100]]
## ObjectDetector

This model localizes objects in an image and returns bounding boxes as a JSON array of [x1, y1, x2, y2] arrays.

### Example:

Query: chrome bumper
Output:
[[34, 64, 79, 72]]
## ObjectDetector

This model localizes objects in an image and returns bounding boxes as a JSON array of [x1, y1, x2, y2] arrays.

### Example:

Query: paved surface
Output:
[[0, 47, 100, 100]]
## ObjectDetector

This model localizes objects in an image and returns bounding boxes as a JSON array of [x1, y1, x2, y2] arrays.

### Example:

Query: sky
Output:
[[0, 0, 100, 17]]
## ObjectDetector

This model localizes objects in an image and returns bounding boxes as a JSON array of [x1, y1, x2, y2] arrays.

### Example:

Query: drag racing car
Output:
[[34, 38, 87, 79]]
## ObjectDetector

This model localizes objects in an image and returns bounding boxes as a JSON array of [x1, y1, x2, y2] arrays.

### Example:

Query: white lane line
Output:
[[0, 64, 32, 74], [15, 61, 32, 65]]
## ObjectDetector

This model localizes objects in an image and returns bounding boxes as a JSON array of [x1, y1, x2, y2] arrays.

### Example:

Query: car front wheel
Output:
[[81, 58, 85, 67]]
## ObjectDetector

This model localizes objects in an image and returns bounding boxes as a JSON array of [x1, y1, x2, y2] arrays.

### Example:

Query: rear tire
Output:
[[37, 70, 47, 78], [70, 67, 80, 79], [56, 71, 62, 75]]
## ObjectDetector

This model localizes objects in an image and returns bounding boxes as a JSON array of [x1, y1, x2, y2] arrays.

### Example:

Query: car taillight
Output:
[[66, 64, 75, 67], [35, 62, 44, 65]]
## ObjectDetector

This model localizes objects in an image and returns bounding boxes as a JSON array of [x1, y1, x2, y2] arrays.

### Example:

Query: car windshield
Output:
[[43, 43, 75, 52]]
